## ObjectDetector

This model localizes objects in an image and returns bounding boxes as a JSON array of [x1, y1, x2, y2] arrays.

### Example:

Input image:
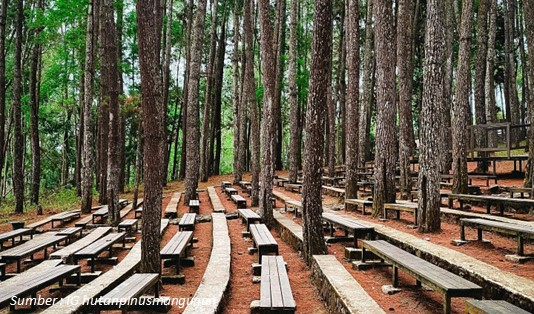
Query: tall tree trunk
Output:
[[200, 0, 218, 183], [440, 0, 454, 173], [132, 123, 143, 210], [504, 0, 520, 145], [244, 0, 260, 206], [136, 0, 164, 274], [288, 0, 299, 184], [273, 0, 286, 171], [474, 0, 489, 172], [179, 0, 194, 180], [76, 71, 85, 196], [486, 0, 497, 148], [81, 0, 99, 214], [30, 0, 43, 205], [337, 2, 346, 165], [397, 0, 415, 200], [523, 0, 534, 188], [161, 0, 173, 185], [0, 0, 8, 201], [257, 0, 277, 224], [232, 5, 241, 184], [452, 0, 473, 194], [302, 0, 331, 265], [211, 17, 226, 176], [418, 0, 446, 233], [61, 108, 71, 186], [358, 0, 375, 168], [184, 0, 207, 204], [98, 0, 109, 204], [345, 0, 360, 199], [12, 0, 24, 214], [372, 0, 397, 216], [101, 0, 121, 225]]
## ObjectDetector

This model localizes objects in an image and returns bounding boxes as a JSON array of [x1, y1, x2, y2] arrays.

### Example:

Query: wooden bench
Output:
[[440, 182, 481, 194], [188, 199, 200, 214], [322, 213, 374, 248], [160, 231, 194, 275], [322, 186, 346, 199], [237, 208, 262, 231], [73, 232, 126, 272], [57, 227, 83, 244], [345, 199, 373, 215], [284, 200, 302, 216], [274, 177, 289, 187], [0, 264, 81, 311], [221, 181, 232, 189], [134, 206, 143, 218], [441, 174, 498, 187], [258, 256, 296, 313], [285, 183, 302, 194], [0, 228, 32, 250], [465, 299, 530, 314], [96, 273, 160, 312], [509, 186, 531, 199], [0, 233, 68, 273], [179, 213, 197, 231], [231, 194, 247, 209], [384, 202, 418, 226], [27, 210, 81, 232], [164, 192, 181, 218], [51, 211, 81, 228], [92, 206, 109, 224], [361, 240, 483, 314], [448, 193, 534, 215], [249, 224, 278, 263], [118, 219, 139, 235], [459, 218, 534, 256]]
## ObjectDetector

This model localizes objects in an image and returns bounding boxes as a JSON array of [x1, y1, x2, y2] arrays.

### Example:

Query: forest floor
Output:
[[0, 160, 532, 313]]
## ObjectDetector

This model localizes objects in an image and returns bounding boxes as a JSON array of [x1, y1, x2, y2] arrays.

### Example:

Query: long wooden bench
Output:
[[274, 177, 289, 187], [50, 227, 112, 261], [51, 211, 81, 228], [440, 182, 481, 194], [92, 206, 109, 224], [284, 200, 302, 216], [322, 213, 374, 248], [0, 232, 67, 273], [160, 231, 194, 275], [221, 181, 232, 189], [345, 199, 373, 215], [237, 208, 262, 231], [57, 227, 83, 244], [27, 210, 81, 232], [231, 194, 247, 209], [361, 240, 483, 314], [224, 187, 238, 197], [441, 174, 498, 187], [459, 218, 534, 256], [134, 206, 143, 218], [258, 256, 295, 313], [188, 199, 200, 214], [322, 185, 346, 199], [74, 232, 126, 273], [285, 183, 302, 194], [448, 193, 534, 215], [0, 228, 33, 250], [465, 299, 530, 314], [96, 273, 160, 312], [118, 219, 139, 235], [165, 192, 181, 218], [384, 202, 418, 226], [250, 224, 278, 263], [509, 186, 531, 199], [179, 213, 197, 231], [0, 264, 81, 311]]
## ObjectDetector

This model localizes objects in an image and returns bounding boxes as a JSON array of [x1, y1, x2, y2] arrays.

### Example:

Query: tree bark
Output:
[[474, 0, 489, 172], [101, 0, 121, 225], [397, 0, 416, 200], [302, 0, 331, 265], [184, 0, 208, 204], [358, 0, 375, 168], [30, 0, 44, 205], [244, 0, 259, 206], [136, 0, 164, 274], [0, 0, 7, 201], [417, 0, 446, 233], [452, 0, 473, 195], [440, 0, 454, 174], [337, 2, 346, 165], [161, 0, 173, 185], [486, 0, 497, 148], [257, 0, 277, 224], [504, 0, 520, 145], [523, 0, 534, 188], [232, 4, 242, 184], [12, 0, 24, 214], [98, 0, 109, 204], [81, 0, 99, 214], [273, 0, 286, 171], [288, 0, 299, 184], [200, 0, 218, 183], [372, 0, 397, 216], [345, 0, 360, 199]]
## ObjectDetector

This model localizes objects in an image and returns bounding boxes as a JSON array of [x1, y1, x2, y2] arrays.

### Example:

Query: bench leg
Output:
[[477, 228, 483, 241], [415, 279, 421, 288], [154, 283, 160, 298], [460, 225, 466, 241], [329, 223, 334, 237], [486, 203, 491, 214], [17, 259, 21, 273], [499, 204, 505, 216], [518, 237, 524, 256], [91, 258, 95, 273], [392, 266, 398, 288], [443, 295, 451, 314]]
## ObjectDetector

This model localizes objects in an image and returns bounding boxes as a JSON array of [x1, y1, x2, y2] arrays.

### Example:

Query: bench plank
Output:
[[322, 212, 374, 248], [250, 224, 278, 263], [260, 256, 295, 311], [465, 299, 530, 314]]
